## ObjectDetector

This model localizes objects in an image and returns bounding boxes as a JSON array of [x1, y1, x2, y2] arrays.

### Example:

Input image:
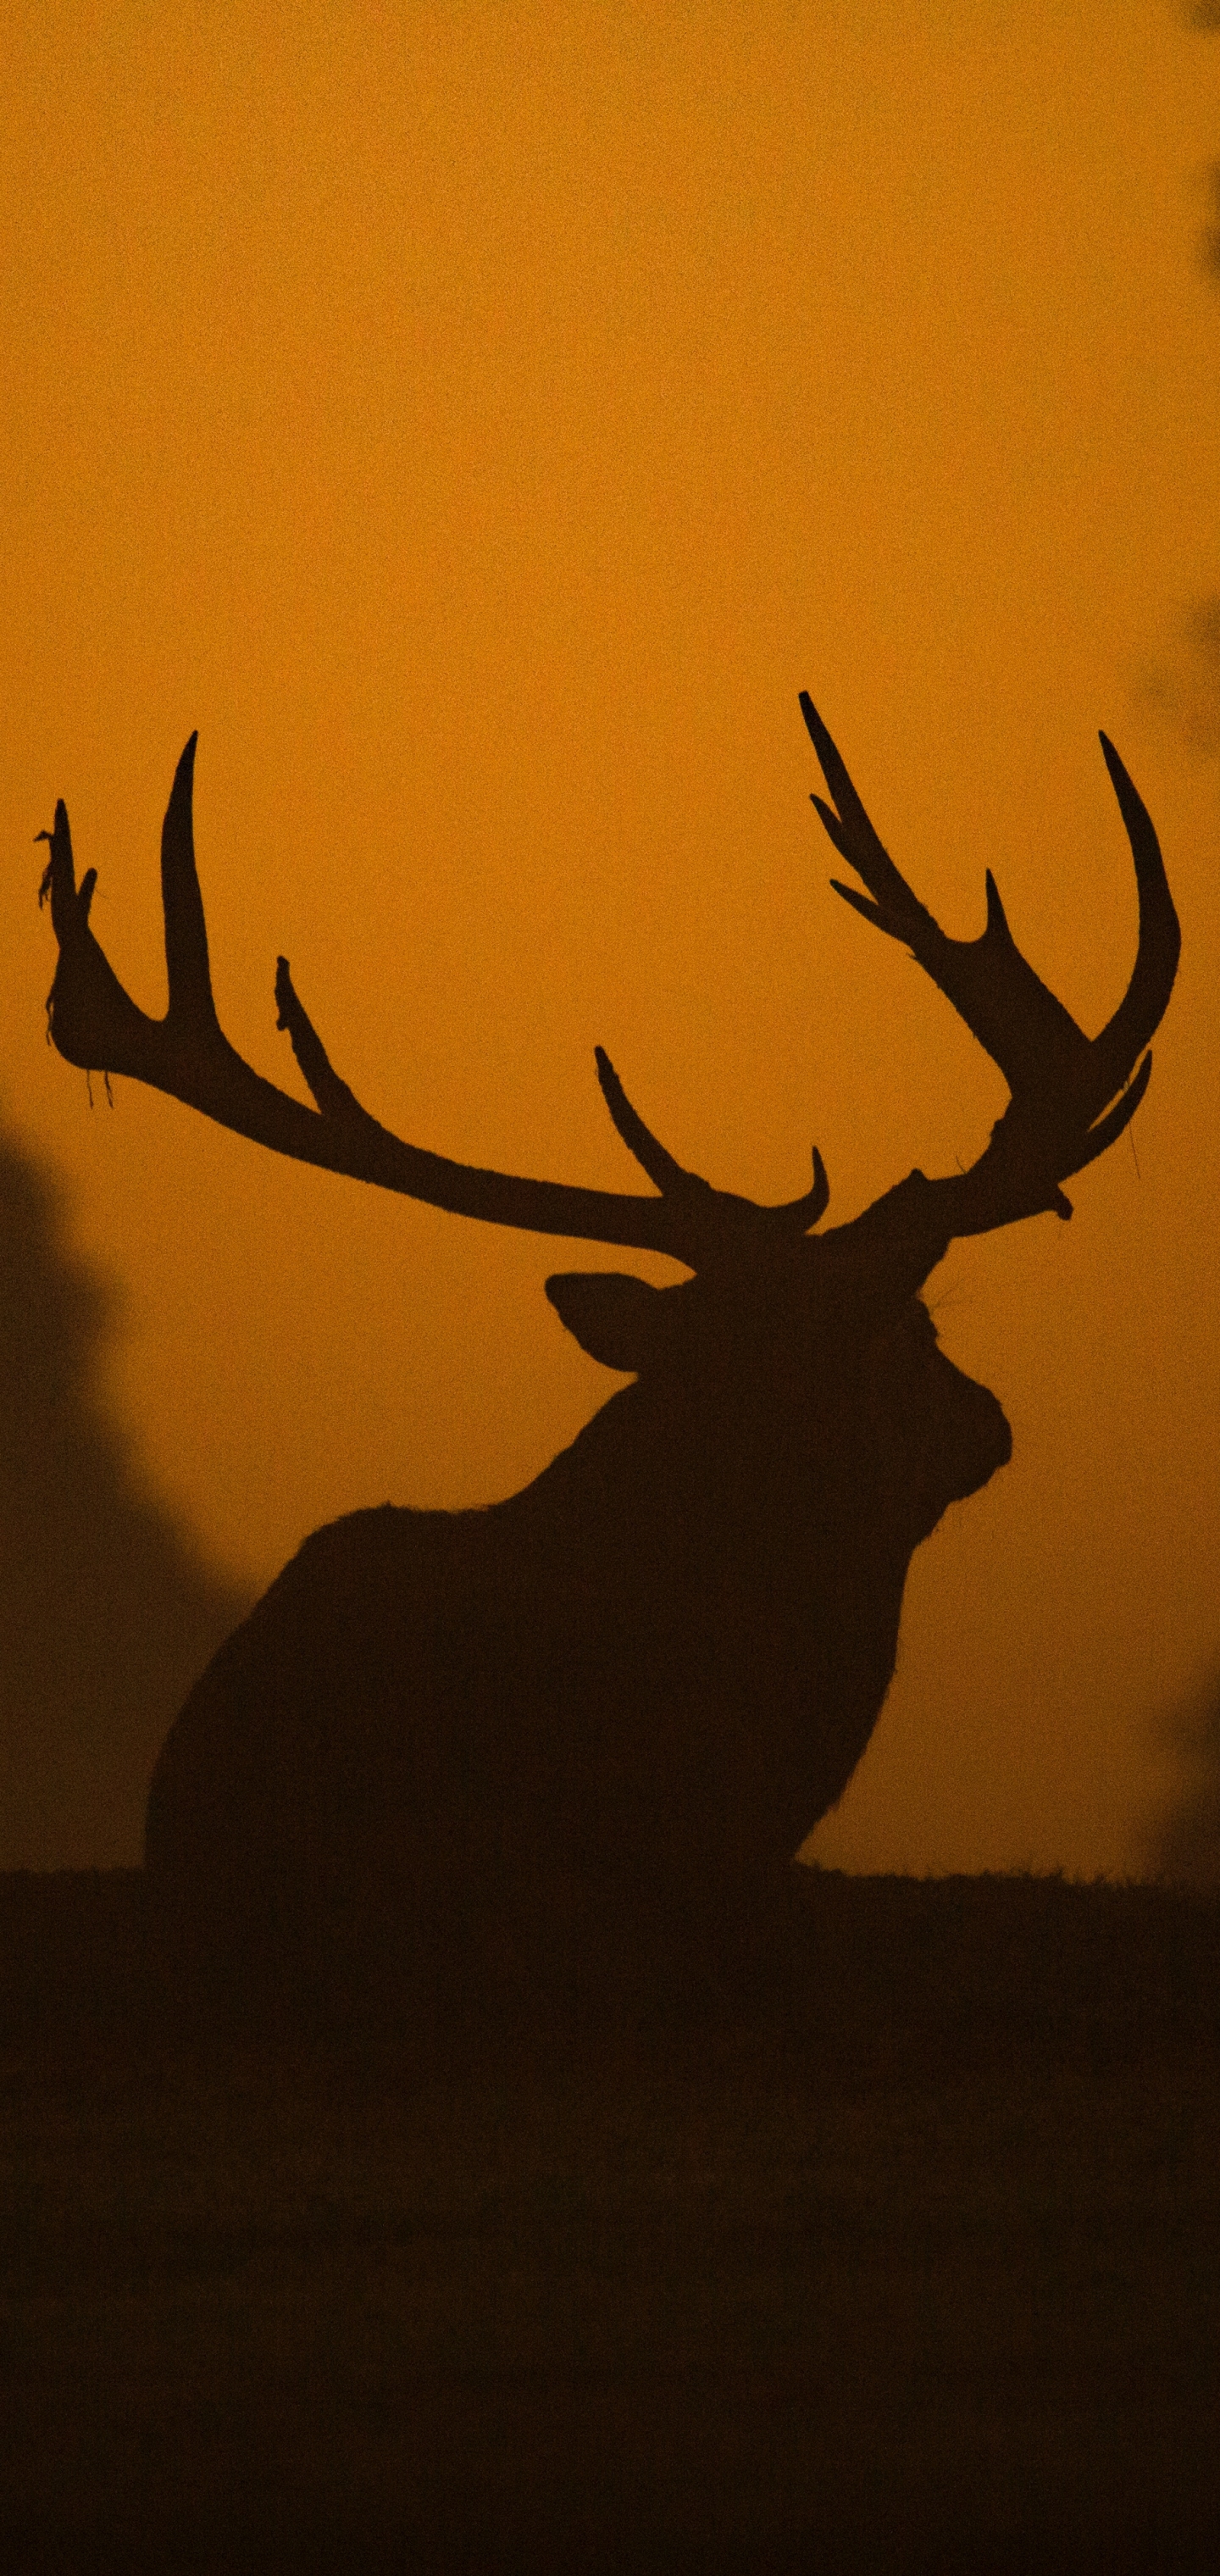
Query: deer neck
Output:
[[508, 1378, 912, 1677]]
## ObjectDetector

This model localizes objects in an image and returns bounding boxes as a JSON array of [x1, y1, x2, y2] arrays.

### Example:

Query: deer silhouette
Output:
[[36, 697, 1178, 2016]]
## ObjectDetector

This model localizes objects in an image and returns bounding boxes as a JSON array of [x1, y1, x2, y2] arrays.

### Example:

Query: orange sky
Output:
[[3, 1, 1219, 1875]]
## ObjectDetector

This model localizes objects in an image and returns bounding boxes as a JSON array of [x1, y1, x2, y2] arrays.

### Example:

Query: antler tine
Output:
[[1088, 735, 1181, 1114], [595, 1046, 692, 1193], [799, 691, 935, 941], [36, 740, 825, 1265], [801, 697, 1179, 1251], [595, 1046, 830, 1235], [160, 734, 219, 1033], [801, 691, 1090, 1098]]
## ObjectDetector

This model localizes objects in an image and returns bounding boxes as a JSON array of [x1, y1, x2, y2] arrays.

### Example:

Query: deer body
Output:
[[36, 692, 1177, 2012], [142, 1284, 1010, 1991]]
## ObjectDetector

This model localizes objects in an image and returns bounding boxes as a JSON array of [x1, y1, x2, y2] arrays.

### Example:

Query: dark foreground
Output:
[[3, 1868, 1219, 2573]]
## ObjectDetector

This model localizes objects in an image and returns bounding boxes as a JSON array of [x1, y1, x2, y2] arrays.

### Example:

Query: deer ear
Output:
[[545, 1271, 670, 1374]]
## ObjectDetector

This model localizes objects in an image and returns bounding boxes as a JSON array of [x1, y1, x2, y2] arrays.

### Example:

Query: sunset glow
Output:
[[3, 2, 1218, 1874]]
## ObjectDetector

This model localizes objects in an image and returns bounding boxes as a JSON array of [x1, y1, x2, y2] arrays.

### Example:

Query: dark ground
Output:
[[3, 1866, 1219, 2573]]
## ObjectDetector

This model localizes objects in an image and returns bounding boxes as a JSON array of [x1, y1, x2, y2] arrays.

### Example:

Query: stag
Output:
[[36, 700, 1178, 2016]]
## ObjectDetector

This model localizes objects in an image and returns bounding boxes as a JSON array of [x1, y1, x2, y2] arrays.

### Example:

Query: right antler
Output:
[[36, 735, 826, 1269], [800, 695, 1179, 1260]]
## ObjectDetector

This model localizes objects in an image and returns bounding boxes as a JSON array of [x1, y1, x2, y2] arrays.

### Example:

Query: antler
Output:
[[36, 735, 826, 1267], [799, 694, 1179, 1257]]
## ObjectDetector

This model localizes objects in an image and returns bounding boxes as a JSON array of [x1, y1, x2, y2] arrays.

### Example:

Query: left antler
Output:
[[36, 732, 826, 1264]]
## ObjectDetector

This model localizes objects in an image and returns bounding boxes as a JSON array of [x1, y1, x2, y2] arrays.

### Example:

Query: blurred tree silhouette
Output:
[[1149, 1671, 1220, 1888], [1149, 20, 1220, 1885], [1147, 19, 1220, 742], [0, 1115, 249, 1868]]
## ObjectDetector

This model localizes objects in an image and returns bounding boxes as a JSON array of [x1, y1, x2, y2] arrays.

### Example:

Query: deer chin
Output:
[[933, 1373, 1012, 1509], [856, 1306, 1013, 1543]]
